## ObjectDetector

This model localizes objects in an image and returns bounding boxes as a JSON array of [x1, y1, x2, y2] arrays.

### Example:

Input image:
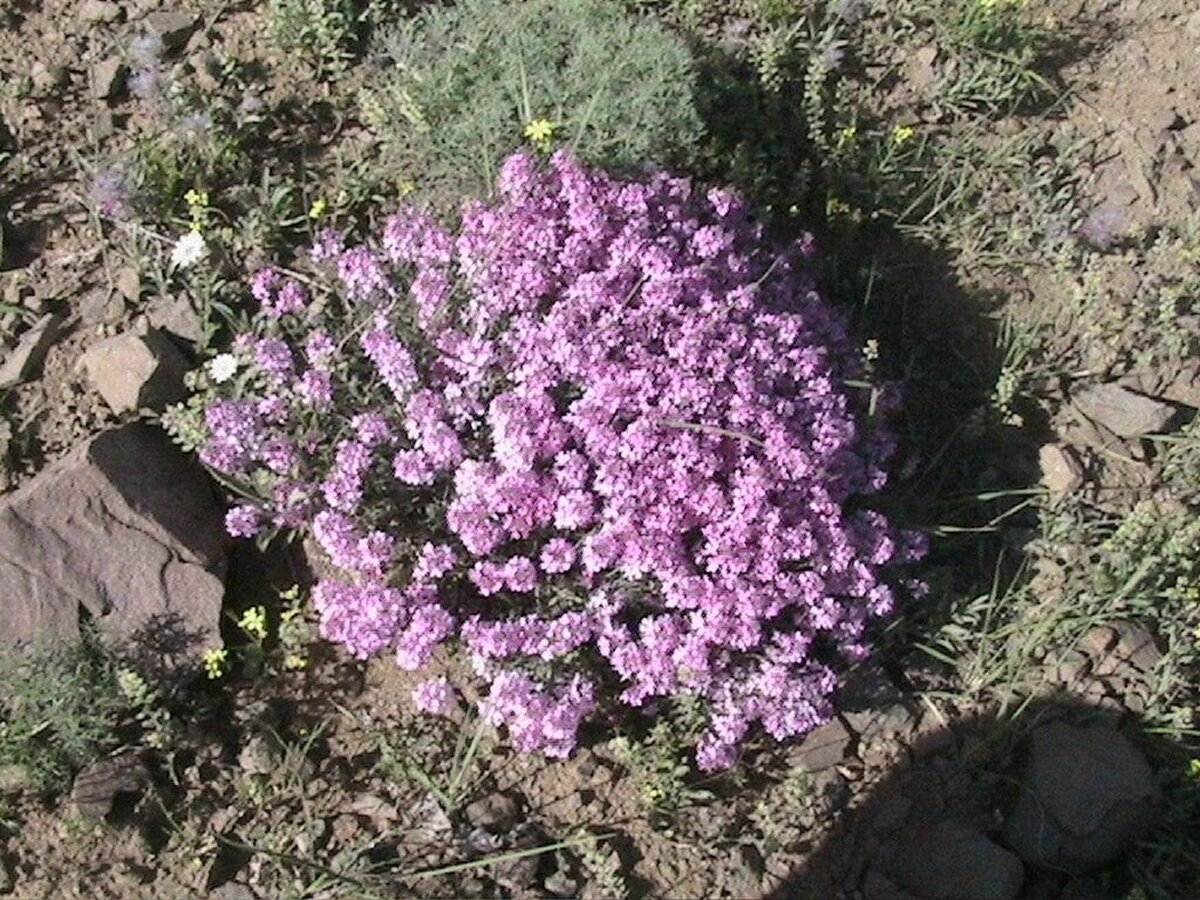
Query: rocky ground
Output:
[[1, 0, 1198, 898]]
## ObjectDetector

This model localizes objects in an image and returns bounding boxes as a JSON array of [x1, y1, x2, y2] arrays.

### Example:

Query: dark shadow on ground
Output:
[[762, 695, 1198, 900]]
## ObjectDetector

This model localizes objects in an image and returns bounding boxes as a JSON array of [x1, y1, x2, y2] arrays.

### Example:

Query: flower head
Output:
[[208, 353, 239, 384], [523, 118, 556, 152], [200, 151, 922, 768], [170, 231, 208, 269]]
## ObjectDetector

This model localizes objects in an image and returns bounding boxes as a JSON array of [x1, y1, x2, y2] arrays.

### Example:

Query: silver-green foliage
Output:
[[0, 637, 125, 793], [268, 0, 359, 78], [365, 0, 704, 203]]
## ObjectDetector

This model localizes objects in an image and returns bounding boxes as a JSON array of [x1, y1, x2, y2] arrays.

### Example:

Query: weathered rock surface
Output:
[[79, 0, 123, 24], [144, 10, 199, 52], [82, 328, 189, 413], [1004, 722, 1162, 874], [790, 717, 853, 772], [72, 751, 148, 820], [91, 55, 126, 102], [0, 424, 227, 673], [887, 820, 1025, 900], [1072, 383, 1175, 437], [0, 312, 62, 389], [1039, 443, 1085, 495]]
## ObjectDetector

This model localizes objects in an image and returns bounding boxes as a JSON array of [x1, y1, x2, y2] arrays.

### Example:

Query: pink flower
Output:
[[205, 151, 924, 769], [412, 676, 455, 715]]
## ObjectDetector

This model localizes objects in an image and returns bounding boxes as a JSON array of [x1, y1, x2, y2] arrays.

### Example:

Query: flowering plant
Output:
[[181, 151, 923, 769]]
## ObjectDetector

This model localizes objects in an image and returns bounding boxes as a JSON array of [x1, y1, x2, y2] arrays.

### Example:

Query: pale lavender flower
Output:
[[412, 676, 455, 715]]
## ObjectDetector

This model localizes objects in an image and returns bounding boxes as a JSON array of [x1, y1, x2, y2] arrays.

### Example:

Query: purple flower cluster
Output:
[[198, 151, 924, 768]]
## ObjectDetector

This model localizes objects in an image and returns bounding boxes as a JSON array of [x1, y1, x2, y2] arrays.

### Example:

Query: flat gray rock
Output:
[[0, 424, 227, 674], [0, 312, 63, 389], [1072, 383, 1174, 437]]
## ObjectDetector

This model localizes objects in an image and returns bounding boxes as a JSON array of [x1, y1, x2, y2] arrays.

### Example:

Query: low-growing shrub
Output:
[[0, 636, 125, 792], [174, 151, 923, 768], [363, 0, 704, 205]]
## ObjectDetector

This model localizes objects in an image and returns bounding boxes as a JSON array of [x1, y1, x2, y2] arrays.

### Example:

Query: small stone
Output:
[[80, 0, 123, 23], [1039, 443, 1085, 494], [82, 329, 189, 413], [1004, 722, 1163, 874], [146, 294, 203, 344], [906, 45, 938, 92], [330, 814, 359, 846], [209, 885, 256, 900], [91, 55, 126, 102], [238, 732, 284, 777], [348, 792, 396, 823], [1072, 384, 1175, 438], [0, 312, 63, 389], [30, 61, 69, 95], [1111, 622, 1162, 672], [92, 109, 116, 141], [190, 51, 222, 93], [544, 869, 580, 898], [493, 836, 541, 892], [72, 752, 148, 820], [845, 703, 912, 744], [410, 793, 453, 842], [144, 10, 200, 52], [790, 717, 852, 772], [0, 764, 33, 793], [1051, 649, 1090, 686], [465, 791, 521, 831], [80, 289, 126, 327], [115, 267, 141, 303], [888, 821, 1024, 900], [1081, 625, 1117, 659]]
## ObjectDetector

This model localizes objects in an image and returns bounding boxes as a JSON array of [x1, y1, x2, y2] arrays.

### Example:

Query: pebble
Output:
[[90, 55, 126, 102], [1039, 443, 1085, 494], [0, 312, 63, 389], [80, 0, 123, 23]]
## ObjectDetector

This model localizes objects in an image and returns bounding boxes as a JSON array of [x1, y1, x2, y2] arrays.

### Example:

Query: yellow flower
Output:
[[184, 188, 209, 209], [308, 197, 327, 220], [891, 124, 915, 146], [203, 647, 228, 680], [283, 652, 308, 671], [524, 118, 556, 150], [835, 125, 857, 150], [238, 605, 268, 641], [1189, 758, 1200, 780]]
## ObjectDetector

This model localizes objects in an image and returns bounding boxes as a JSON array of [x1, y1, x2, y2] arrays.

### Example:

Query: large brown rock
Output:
[[1004, 722, 1163, 874], [0, 424, 227, 673]]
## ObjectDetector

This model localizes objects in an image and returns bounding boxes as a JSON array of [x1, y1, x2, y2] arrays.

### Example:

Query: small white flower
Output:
[[208, 353, 238, 383], [170, 230, 208, 270]]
